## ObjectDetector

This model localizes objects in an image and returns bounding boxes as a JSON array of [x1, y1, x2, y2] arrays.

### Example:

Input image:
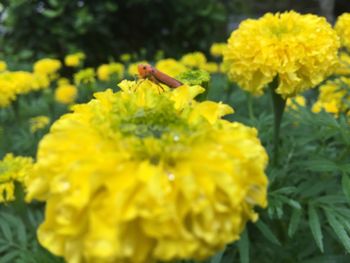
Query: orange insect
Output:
[[137, 64, 183, 88]]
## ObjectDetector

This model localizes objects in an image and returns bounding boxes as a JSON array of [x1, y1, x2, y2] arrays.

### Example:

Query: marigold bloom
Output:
[[224, 11, 340, 97], [335, 13, 350, 51], [0, 71, 49, 107], [97, 63, 125, 81], [155, 59, 188, 77], [0, 154, 33, 203], [312, 77, 350, 116], [30, 116, 50, 133], [201, 62, 219, 73], [74, 68, 95, 85], [286, 95, 306, 110], [26, 80, 268, 263], [0, 61, 7, 72], [65, 52, 85, 67], [210, 43, 227, 57], [55, 84, 78, 104], [34, 58, 61, 80], [334, 52, 350, 75], [180, 52, 207, 68]]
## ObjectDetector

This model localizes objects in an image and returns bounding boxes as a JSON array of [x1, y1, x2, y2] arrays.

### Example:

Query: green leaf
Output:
[[0, 218, 13, 242], [0, 250, 19, 263], [238, 229, 249, 263], [342, 174, 350, 202], [210, 250, 224, 263], [308, 205, 324, 252], [325, 210, 350, 253], [288, 208, 302, 238], [302, 159, 339, 172], [256, 220, 281, 246]]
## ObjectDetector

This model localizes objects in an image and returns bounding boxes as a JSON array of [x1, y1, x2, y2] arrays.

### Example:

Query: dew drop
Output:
[[173, 135, 180, 142], [167, 172, 175, 181]]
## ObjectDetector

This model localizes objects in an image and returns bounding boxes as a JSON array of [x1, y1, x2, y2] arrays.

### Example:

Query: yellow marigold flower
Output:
[[26, 79, 268, 263], [57, 77, 70, 86], [120, 53, 131, 63], [30, 116, 50, 133], [155, 58, 188, 77], [55, 84, 78, 104], [334, 52, 350, 75], [128, 61, 148, 76], [74, 68, 95, 85], [312, 77, 350, 116], [335, 13, 350, 51], [0, 60, 7, 72], [34, 58, 61, 80], [0, 75, 17, 107], [286, 95, 306, 110], [210, 43, 227, 57], [64, 52, 85, 67], [0, 154, 33, 203], [200, 62, 219, 73], [180, 52, 207, 68], [97, 63, 125, 81], [224, 11, 340, 97]]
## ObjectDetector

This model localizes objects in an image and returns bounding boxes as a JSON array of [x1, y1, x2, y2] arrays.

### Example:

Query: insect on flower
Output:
[[138, 64, 183, 88]]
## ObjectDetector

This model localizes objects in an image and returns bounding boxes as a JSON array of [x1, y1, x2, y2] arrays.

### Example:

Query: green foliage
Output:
[[0, 188, 64, 263], [200, 76, 350, 262], [0, 0, 228, 64], [1, 67, 350, 262]]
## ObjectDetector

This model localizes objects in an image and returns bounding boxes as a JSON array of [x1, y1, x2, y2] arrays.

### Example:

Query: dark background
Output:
[[0, 0, 349, 65]]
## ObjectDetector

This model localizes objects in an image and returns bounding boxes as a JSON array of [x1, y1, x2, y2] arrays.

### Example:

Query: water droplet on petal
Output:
[[167, 172, 175, 181]]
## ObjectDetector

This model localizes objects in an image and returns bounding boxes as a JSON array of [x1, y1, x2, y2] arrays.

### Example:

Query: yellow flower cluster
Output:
[[0, 154, 33, 203], [0, 60, 7, 72], [224, 11, 340, 97], [335, 13, 350, 51], [312, 77, 350, 116], [64, 52, 86, 67], [34, 58, 62, 80], [97, 62, 125, 81], [180, 52, 207, 68], [0, 71, 49, 107], [30, 116, 50, 133], [155, 58, 188, 77], [74, 68, 95, 85], [286, 95, 306, 111], [210, 43, 227, 57], [26, 80, 268, 263], [55, 83, 78, 105], [180, 52, 219, 73], [334, 52, 350, 75]]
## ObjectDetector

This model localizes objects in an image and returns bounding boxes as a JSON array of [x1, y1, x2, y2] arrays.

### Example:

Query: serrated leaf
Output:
[[238, 229, 249, 263], [325, 210, 350, 253], [210, 250, 224, 263], [302, 159, 339, 172], [0, 250, 19, 263], [0, 244, 10, 253], [0, 218, 13, 242], [342, 174, 350, 203], [308, 205, 324, 252], [256, 220, 281, 246], [288, 208, 302, 238], [273, 187, 297, 195], [16, 220, 27, 246]]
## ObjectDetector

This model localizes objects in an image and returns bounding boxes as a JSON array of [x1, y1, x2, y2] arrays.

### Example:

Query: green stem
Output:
[[247, 93, 255, 120], [269, 79, 286, 166]]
